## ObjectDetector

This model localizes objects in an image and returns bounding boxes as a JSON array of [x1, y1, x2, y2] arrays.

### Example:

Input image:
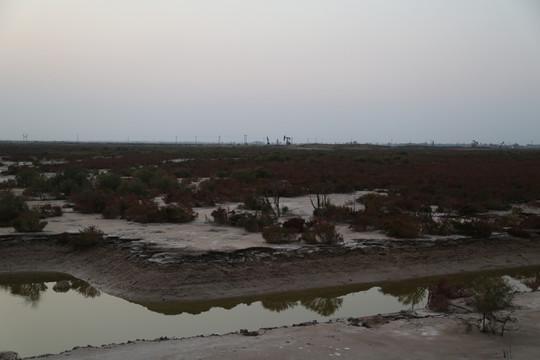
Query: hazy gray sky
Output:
[[1, 0, 539, 144]]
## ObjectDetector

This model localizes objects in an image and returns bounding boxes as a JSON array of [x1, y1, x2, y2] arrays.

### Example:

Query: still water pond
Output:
[[1, 267, 539, 358]]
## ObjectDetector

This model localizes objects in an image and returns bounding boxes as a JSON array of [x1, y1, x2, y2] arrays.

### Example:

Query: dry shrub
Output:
[[53, 280, 71, 293], [523, 277, 540, 291], [0, 351, 21, 360], [36, 203, 63, 218], [303, 218, 343, 245], [12, 211, 47, 232], [282, 217, 306, 233], [521, 214, 540, 229], [508, 225, 530, 238], [72, 225, 104, 249], [102, 197, 123, 219], [212, 208, 275, 232], [123, 199, 163, 223], [210, 207, 229, 224], [455, 219, 494, 239], [382, 214, 421, 238], [427, 278, 470, 312], [262, 225, 297, 244]]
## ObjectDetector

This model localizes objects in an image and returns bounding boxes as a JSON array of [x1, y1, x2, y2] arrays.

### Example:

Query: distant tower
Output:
[[244, 134, 247, 145], [23, 133, 28, 142]]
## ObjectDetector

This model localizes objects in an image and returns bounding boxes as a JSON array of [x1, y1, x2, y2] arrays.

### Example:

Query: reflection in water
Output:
[[260, 296, 344, 316], [3, 268, 537, 317], [260, 298, 297, 313], [395, 286, 428, 310], [0, 274, 100, 308], [139, 266, 540, 317], [378, 282, 430, 310], [0, 282, 48, 308], [300, 297, 344, 316], [1, 266, 539, 359], [53, 279, 100, 298]]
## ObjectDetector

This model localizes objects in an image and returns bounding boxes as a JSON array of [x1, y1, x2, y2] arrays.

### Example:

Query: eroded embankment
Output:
[[1, 234, 539, 303]]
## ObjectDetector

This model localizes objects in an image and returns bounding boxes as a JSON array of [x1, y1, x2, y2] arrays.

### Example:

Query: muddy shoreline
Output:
[[1, 234, 539, 303]]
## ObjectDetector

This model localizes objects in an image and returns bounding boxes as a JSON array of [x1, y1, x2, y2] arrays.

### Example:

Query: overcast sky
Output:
[[1, 0, 539, 144]]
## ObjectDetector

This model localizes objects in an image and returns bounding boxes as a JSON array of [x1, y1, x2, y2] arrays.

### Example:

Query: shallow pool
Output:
[[0, 267, 538, 358]]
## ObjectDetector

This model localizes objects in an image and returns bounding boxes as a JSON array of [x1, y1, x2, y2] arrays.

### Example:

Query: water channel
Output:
[[1, 267, 539, 358]]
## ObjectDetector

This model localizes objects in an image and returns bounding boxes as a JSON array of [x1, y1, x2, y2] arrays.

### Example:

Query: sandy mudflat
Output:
[[1, 235, 539, 360], [1, 194, 539, 359]]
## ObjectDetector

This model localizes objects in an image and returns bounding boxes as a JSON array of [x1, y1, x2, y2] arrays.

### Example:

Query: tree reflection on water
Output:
[[0, 278, 100, 308], [261, 295, 344, 316], [53, 279, 100, 298], [0, 282, 48, 308], [300, 297, 344, 316]]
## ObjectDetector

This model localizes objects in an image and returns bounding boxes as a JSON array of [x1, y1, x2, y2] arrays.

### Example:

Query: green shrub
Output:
[[96, 172, 122, 191], [471, 277, 515, 334], [0, 191, 28, 227], [119, 178, 149, 197], [72, 188, 110, 214], [15, 166, 40, 187], [162, 204, 196, 223], [48, 167, 90, 197]]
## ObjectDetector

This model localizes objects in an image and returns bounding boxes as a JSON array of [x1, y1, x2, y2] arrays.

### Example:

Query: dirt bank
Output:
[[1, 234, 539, 303]]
